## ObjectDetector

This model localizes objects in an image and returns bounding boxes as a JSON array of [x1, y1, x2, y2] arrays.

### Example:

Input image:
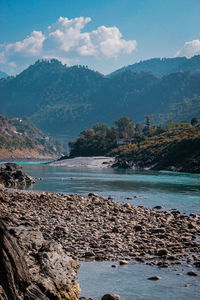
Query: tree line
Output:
[[68, 116, 199, 157]]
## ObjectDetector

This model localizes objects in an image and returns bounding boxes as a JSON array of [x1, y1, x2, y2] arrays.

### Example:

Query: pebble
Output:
[[119, 260, 129, 265], [147, 276, 161, 281], [187, 270, 198, 276], [102, 294, 121, 300], [157, 249, 168, 257], [1, 186, 200, 267], [153, 206, 164, 210]]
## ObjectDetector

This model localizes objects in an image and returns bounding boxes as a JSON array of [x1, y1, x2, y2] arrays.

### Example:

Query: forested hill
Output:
[[0, 59, 200, 140], [109, 55, 200, 77], [0, 59, 105, 117]]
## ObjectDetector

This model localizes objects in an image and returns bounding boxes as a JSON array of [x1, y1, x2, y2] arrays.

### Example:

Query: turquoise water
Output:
[[0, 160, 51, 165], [22, 164, 200, 214], [10, 162, 200, 299], [79, 261, 200, 300]]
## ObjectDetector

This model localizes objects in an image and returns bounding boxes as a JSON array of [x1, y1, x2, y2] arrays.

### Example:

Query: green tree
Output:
[[135, 123, 144, 136], [191, 117, 198, 126], [143, 115, 151, 135], [114, 116, 135, 139], [92, 123, 110, 133]]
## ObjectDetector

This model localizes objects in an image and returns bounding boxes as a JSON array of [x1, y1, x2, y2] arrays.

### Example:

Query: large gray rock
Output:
[[0, 221, 47, 300], [0, 221, 81, 300], [0, 163, 35, 188]]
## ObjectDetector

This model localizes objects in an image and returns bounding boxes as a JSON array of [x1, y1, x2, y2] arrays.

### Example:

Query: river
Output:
[[10, 162, 200, 299]]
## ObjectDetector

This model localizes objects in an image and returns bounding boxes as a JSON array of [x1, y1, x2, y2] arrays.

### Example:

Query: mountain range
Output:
[[109, 55, 200, 77], [0, 57, 200, 143], [0, 71, 9, 79]]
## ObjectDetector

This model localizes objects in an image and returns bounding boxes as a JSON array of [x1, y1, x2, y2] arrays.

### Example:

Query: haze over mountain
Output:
[[109, 55, 200, 77], [0, 58, 200, 142], [0, 71, 9, 79]]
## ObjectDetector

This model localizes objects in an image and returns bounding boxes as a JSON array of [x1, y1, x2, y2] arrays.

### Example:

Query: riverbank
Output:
[[0, 165, 200, 299], [49, 156, 115, 168], [1, 186, 200, 267]]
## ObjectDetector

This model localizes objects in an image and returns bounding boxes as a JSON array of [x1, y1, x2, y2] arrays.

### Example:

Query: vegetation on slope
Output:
[[0, 114, 63, 158], [111, 124, 200, 173], [69, 116, 200, 173], [109, 55, 200, 77], [0, 59, 200, 140]]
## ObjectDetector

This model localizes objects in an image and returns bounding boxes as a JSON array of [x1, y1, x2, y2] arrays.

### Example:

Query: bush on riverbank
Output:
[[111, 125, 200, 172], [69, 117, 200, 172]]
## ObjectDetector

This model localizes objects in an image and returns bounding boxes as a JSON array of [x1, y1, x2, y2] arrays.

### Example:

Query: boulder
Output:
[[0, 220, 47, 300], [0, 163, 35, 188], [0, 221, 81, 300]]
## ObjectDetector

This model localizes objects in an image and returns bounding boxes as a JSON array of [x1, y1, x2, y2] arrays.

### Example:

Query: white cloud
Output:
[[0, 16, 137, 72], [175, 40, 200, 58], [0, 51, 6, 64], [49, 17, 137, 58], [6, 31, 45, 56]]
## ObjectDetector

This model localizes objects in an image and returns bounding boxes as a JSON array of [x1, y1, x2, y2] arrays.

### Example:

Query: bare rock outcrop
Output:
[[0, 163, 35, 188], [0, 221, 47, 300], [0, 221, 80, 300]]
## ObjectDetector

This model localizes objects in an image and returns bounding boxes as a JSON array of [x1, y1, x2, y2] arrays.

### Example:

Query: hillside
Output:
[[0, 114, 63, 159], [111, 125, 200, 173], [0, 59, 200, 141], [109, 55, 200, 77]]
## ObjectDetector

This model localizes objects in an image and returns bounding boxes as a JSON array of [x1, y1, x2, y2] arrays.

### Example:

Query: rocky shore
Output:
[[1, 187, 200, 270], [0, 163, 36, 188], [0, 163, 199, 299], [112, 156, 200, 173]]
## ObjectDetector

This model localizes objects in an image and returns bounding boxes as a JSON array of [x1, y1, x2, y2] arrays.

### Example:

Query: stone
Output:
[[119, 260, 129, 265], [88, 193, 99, 197], [147, 276, 161, 281], [152, 228, 166, 234], [193, 261, 200, 268], [153, 206, 164, 210], [134, 225, 143, 231], [102, 294, 121, 300], [157, 249, 168, 257], [187, 270, 198, 276], [84, 251, 95, 257]]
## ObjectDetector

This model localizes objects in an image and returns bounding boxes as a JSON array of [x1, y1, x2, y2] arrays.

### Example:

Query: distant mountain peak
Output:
[[109, 55, 200, 77], [0, 71, 9, 79]]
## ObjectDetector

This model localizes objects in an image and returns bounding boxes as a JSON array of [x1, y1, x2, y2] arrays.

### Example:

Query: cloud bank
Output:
[[0, 16, 137, 72], [175, 40, 200, 58]]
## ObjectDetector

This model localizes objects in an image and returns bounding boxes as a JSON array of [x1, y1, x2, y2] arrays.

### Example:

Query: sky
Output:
[[1, 0, 200, 75]]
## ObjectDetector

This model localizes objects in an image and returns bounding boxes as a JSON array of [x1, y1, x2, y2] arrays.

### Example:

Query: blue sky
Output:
[[1, 0, 200, 75]]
